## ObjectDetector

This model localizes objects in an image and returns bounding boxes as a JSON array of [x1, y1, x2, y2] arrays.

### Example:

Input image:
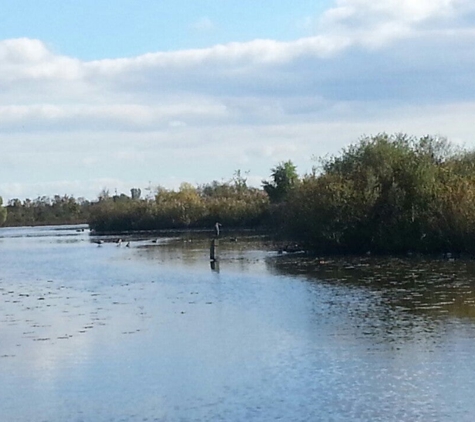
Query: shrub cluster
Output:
[[279, 134, 475, 254], [88, 181, 270, 233]]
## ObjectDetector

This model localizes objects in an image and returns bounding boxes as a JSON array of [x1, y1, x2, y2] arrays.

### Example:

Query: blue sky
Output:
[[1, 0, 475, 200], [0, 1, 328, 59]]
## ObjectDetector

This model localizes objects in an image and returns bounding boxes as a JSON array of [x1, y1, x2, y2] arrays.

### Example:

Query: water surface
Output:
[[1, 226, 475, 421]]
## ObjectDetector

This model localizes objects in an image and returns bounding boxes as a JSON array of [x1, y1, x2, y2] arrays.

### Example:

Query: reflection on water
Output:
[[210, 260, 220, 273], [269, 254, 475, 318], [1, 226, 475, 421]]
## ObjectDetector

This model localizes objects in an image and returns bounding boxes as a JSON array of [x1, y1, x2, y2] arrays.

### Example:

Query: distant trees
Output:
[[88, 173, 270, 232], [4, 195, 90, 226], [0, 196, 6, 225]]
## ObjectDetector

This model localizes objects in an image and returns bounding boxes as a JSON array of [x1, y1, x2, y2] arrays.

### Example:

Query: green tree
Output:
[[262, 160, 299, 203]]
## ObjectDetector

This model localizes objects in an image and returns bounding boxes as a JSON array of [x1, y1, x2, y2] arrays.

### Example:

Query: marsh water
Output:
[[1, 225, 475, 422]]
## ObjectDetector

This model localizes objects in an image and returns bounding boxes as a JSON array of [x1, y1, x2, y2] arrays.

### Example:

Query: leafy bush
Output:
[[279, 134, 475, 254]]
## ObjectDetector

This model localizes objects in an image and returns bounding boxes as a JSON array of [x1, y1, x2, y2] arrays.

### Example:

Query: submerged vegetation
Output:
[[2, 134, 475, 255]]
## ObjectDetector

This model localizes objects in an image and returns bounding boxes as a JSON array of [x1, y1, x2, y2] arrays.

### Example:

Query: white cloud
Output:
[[324, 0, 456, 24], [0, 38, 50, 62], [0, 38, 82, 81], [191, 17, 215, 32], [317, 0, 470, 48]]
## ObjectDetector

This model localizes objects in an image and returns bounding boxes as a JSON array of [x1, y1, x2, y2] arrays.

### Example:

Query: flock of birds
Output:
[[93, 238, 130, 247], [92, 236, 239, 247], [93, 237, 177, 247]]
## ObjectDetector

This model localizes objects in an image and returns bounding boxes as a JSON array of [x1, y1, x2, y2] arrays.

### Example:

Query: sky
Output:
[[1, 0, 475, 201]]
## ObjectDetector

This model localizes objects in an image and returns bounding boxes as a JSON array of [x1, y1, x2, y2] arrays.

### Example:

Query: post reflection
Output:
[[210, 260, 220, 273]]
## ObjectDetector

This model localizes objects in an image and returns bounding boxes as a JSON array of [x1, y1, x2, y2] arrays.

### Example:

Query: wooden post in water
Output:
[[210, 238, 219, 261]]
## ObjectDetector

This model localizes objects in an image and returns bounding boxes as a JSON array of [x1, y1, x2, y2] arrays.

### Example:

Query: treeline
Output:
[[88, 172, 270, 232], [89, 133, 475, 255], [2, 195, 91, 226], [3, 134, 475, 255], [279, 134, 475, 255]]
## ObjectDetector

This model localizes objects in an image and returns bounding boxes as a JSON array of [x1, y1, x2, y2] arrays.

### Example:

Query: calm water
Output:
[[1, 225, 475, 421]]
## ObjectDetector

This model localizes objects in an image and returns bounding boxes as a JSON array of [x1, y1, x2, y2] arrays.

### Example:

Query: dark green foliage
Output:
[[5, 195, 91, 226], [262, 160, 299, 203]]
